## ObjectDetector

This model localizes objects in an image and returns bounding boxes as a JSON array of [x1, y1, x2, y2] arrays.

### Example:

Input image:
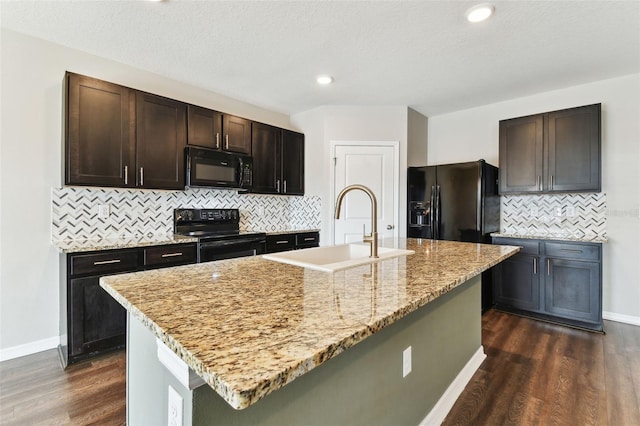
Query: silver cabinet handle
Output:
[[161, 252, 183, 258], [276, 179, 280, 193], [387, 225, 394, 230], [94, 259, 121, 265], [304, 237, 315, 241], [550, 175, 554, 189], [547, 259, 551, 275], [560, 249, 583, 253], [276, 240, 289, 244], [216, 133, 220, 149], [283, 180, 287, 193], [225, 134, 229, 150], [537, 175, 541, 190], [533, 258, 537, 274], [124, 166, 128, 185], [140, 167, 144, 186]]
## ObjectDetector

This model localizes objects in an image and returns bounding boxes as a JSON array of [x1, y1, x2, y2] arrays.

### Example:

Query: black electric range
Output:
[[174, 208, 266, 262]]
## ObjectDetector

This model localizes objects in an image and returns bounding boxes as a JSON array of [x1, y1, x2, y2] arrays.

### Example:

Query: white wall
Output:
[[428, 74, 640, 320], [407, 107, 428, 167], [0, 30, 294, 358], [291, 106, 411, 246]]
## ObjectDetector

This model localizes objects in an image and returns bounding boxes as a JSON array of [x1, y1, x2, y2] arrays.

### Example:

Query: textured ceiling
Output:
[[1, 1, 639, 117]]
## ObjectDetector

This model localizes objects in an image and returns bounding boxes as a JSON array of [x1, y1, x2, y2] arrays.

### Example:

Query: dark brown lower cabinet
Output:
[[60, 244, 197, 367], [492, 237, 602, 332], [265, 231, 319, 253], [69, 275, 127, 358]]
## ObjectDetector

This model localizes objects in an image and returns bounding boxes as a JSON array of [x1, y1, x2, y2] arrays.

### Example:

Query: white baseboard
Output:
[[603, 311, 640, 327], [420, 346, 486, 426], [0, 336, 59, 362]]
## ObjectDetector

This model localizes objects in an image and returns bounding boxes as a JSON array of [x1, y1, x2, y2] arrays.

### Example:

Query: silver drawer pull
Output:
[[161, 252, 183, 258], [559, 249, 583, 253], [276, 240, 289, 244], [94, 259, 121, 265], [533, 258, 537, 275], [304, 237, 315, 241]]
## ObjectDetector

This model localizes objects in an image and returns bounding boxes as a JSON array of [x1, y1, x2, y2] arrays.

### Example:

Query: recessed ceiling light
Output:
[[465, 3, 495, 23], [316, 75, 334, 85]]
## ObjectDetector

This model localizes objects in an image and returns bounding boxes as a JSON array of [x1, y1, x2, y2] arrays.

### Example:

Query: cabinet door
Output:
[[223, 114, 252, 154], [499, 114, 543, 194], [187, 104, 222, 150], [493, 253, 541, 311], [69, 276, 126, 357], [281, 130, 305, 195], [252, 122, 281, 194], [136, 92, 186, 189], [546, 104, 601, 192], [544, 258, 601, 323], [65, 73, 135, 187]]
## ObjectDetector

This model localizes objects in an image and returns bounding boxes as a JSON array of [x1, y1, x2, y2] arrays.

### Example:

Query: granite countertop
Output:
[[491, 232, 607, 243], [53, 229, 320, 253], [100, 238, 519, 410], [262, 228, 320, 236], [53, 234, 199, 254]]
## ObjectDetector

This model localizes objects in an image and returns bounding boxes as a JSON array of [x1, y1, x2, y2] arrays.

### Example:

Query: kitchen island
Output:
[[101, 238, 518, 425]]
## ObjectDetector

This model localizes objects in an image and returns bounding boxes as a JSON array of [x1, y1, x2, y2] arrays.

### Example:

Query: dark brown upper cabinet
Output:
[[136, 92, 186, 190], [187, 106, 251, 155], [499, 104, 601, 194], [65, 73, 135, 187], [251, 123, 305, 195], [65, 72, 186, 190], [251, 122, 281, 194], [187, 104, 222, 150], [223, 114, 252, 155], [281, 130, 305, 195]]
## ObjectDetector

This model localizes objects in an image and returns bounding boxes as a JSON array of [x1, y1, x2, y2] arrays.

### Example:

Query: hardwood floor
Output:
[[0, 349, 125, 425], [444, 310, 640, 426], [0, 311, 638, 425]]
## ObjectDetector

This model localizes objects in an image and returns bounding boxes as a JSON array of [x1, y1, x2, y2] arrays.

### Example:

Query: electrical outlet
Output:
[[555, 207, 563, 217], [256, 206, 265, 217], [168, 385, 183, 426], [97, 204, 110, 219], [530, 206, 539, 217], [402, 346, 412, 378]]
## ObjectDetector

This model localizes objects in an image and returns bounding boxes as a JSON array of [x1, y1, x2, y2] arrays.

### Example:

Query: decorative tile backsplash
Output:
[[501, 193, 606, 240], [52, 187, 321, 241]]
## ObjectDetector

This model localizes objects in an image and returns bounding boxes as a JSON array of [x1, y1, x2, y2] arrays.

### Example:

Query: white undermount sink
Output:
[[263, 243, 414, 272]]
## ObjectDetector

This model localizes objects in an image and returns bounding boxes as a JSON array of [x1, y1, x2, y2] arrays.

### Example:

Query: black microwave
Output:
[[185, 147, 253, 191]]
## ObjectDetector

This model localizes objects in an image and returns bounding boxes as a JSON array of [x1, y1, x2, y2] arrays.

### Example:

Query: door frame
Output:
[[329, 140, 400, 245]]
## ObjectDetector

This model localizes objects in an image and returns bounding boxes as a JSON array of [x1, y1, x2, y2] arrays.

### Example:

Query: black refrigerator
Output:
[[407, 160, 500, 311]]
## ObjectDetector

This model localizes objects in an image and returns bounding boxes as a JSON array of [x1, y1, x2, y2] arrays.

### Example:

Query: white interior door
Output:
[[332, 142, 398, 244]]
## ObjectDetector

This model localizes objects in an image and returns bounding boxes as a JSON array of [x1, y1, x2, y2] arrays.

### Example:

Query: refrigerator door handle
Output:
[[429, 185, 436, 238], [435, 185, 441, 240]]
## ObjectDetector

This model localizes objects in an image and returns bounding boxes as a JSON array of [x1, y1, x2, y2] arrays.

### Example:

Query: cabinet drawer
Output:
[[266, 235, 296, 253], [296, 232, 319, 247], [545, 242, 600, 261], [143, 244, 197, 267], [70, 249, 139, 277], [493, 238, 540, 255]]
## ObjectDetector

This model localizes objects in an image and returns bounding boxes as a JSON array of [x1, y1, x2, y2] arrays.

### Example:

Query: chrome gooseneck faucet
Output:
[[334, 184, 378, 258]]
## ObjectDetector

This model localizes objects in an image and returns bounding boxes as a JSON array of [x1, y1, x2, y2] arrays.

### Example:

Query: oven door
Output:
[[198, 237, 266, 262]]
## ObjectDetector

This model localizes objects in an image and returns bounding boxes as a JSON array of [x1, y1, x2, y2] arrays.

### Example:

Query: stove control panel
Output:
[[175, 208, 239, 224]]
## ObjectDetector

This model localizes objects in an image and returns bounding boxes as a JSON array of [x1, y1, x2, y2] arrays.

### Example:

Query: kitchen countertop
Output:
[[491, 232, 607, 243], [100, 238, 519, 410], [53, 233, 198, 254], [53, 229, 320, 253]]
